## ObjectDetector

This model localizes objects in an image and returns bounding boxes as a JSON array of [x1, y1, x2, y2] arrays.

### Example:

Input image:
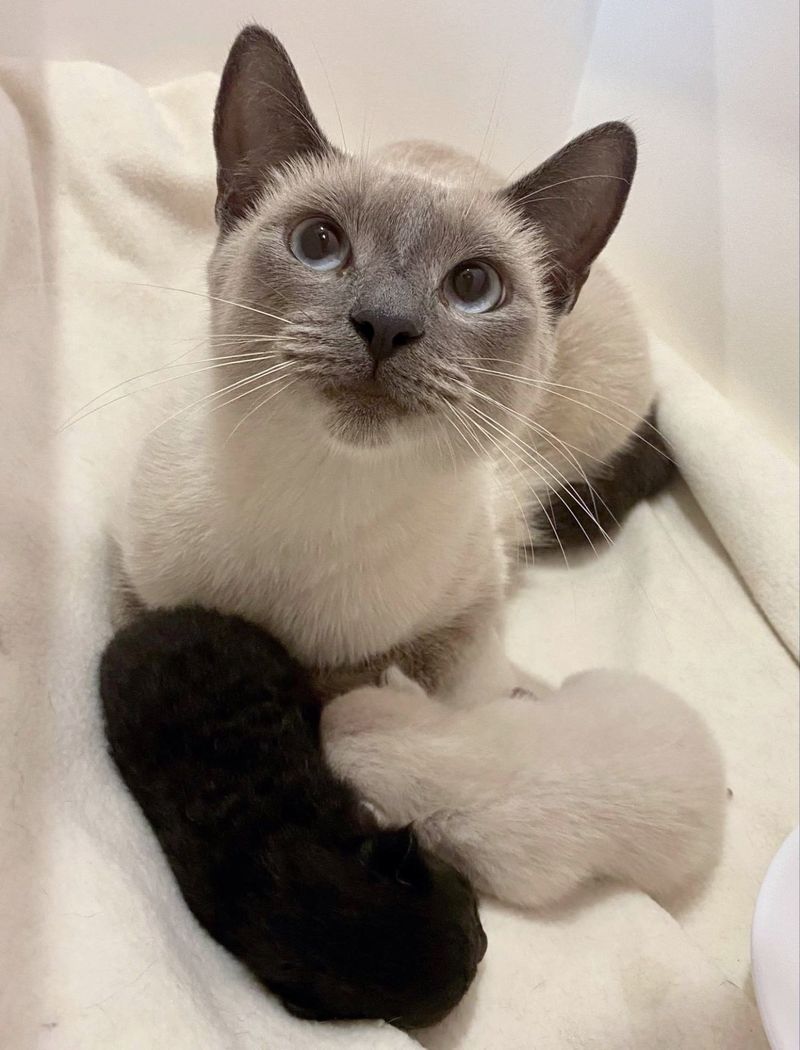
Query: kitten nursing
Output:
[[118, 25, 672, 702], [99, 24, 717, 1035], [323, 668, 726, 909], [99, 607, 486, 1028]]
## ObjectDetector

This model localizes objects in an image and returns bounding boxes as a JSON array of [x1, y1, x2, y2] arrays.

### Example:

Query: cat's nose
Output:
[[349, 308, 424, 365]]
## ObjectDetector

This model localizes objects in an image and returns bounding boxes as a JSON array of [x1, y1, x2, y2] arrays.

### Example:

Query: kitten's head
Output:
[[254, 823, 486, 1029], [209, 26, 636, 455]]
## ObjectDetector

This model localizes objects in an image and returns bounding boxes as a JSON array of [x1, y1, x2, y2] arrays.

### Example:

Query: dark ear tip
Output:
[[231, 23, 278, 51], [561, 121, 635, 188], [225, 25, 291, 70], [596, 119, 636, 143], [584, 119, 636, 148], [592, 120, 637, 172]]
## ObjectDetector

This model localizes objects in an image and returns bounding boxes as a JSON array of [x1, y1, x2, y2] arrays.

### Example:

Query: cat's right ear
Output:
[[213, 25, 335, 231], [503, 122, 637, 314]]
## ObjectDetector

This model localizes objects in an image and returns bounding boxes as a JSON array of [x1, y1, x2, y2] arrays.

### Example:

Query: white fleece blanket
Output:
[[1, 61, 797, 1050]]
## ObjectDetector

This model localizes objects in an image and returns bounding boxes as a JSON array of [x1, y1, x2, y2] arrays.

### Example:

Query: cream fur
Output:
[[118, 139, 653, 693], [119, 387, 506, 670], [322, 668, 726, 908]]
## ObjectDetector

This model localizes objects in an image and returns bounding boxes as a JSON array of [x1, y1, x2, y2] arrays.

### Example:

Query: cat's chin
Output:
[[324, 404, 409, 452], [317, 383, 426, 453]]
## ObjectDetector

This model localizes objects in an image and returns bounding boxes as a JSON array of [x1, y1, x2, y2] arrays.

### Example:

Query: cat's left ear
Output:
[[213, 25, 336, 231], [503, 122, 636, 314]]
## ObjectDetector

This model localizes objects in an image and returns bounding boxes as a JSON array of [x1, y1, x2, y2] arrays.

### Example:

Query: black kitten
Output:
[[99, 606, 486, 1028]]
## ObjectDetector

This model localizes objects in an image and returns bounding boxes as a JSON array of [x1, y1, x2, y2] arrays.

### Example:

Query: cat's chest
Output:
[[213, 497, 477, 665], [125, 407, 497, 666], [131, 462, 492, 668]]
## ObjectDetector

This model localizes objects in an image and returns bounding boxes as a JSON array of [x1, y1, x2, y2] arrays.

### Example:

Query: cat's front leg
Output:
[[436, 623, 518, 707], [395, 602, 549, 707], [315, 602, 549, 707], [379, 664, 428, 696], [440, 639, 552, 706]]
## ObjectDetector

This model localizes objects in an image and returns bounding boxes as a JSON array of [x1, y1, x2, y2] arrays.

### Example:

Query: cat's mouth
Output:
[[317, 377, 413, 419], [309, 375, 426, 449], [289, 357, 451, 449]]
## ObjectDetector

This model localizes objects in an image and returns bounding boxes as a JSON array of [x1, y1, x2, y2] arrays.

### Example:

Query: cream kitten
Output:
[[118, 26, 671, 700], [322, 668, 726, 908]]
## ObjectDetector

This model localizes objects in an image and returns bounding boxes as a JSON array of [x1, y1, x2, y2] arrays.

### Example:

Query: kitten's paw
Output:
[[381, 665, 427, 696]]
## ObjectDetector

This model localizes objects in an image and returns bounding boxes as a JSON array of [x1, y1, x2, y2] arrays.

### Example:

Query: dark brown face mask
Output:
[[208, 26, 638, 459]]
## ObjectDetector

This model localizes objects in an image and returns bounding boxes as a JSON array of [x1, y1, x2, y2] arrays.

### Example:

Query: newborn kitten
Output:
[[99, 607, 486, 1028], [322, 668, 726, 908], [119, 26, 670, 700]]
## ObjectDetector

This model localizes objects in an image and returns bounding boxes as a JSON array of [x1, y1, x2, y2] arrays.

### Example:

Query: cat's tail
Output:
[[527, 402, 675, 551]]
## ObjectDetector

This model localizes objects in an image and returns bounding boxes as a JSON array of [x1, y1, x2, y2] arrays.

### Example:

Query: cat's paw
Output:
[[380, 665, 427, 697]]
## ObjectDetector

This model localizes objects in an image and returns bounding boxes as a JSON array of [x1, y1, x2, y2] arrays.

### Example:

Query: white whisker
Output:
[[457, 404, 569, 570], [254, 79, 330, 154], [462, 396, 668, 636], [460, 406, 535, 566], [463, 357, 671, 449], [448, 403, 528, 570], [59, 352, 286, 432], [453, 378, 610, 535], [120, 281, 296, 327], [143, 361, 294, 441], [466, 402, 603, 553], [456, 380, 621, 533], [59, 349, 286, 429], [459, 379, 601, 482], [308, 38, 348, 153], [464, 364, 671, 462], [510, 173, 630, 209], [224, 374, 299, 445]]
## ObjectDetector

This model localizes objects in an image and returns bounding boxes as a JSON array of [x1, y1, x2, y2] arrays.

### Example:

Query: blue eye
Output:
[[289, 217, 349, 271], [444, 261, 504, 313]]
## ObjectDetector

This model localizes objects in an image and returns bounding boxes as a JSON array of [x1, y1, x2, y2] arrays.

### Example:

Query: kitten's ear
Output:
[[503, 122, 636, 313], [213, 25, 335, 230], [360, 826, 428, 887]]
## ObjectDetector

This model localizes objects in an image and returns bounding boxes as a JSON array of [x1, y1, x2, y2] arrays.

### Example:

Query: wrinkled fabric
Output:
[[1, 60, 796, 1049]]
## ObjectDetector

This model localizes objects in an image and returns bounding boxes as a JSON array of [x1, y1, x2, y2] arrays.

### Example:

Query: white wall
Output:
[[2, 0, 796, 456], [0, 0, 601, 164], [572, 0, 799, 457]]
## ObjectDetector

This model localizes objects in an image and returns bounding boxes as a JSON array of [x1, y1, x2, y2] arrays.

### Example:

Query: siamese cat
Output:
[[118, 26, 672, 699]]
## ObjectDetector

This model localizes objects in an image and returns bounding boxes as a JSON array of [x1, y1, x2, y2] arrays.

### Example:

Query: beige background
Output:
[[2, 0, 797, 457]]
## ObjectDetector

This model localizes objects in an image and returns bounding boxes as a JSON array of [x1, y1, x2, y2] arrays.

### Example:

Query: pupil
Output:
[[302, 222, 337, 260], [455, 265, 487, 301]]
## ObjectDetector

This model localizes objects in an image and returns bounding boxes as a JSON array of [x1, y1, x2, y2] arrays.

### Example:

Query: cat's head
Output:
[[209, 25, 636, 456], [253, 823, 486, 1028]]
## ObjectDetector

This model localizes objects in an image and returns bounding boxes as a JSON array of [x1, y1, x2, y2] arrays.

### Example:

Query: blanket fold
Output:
[[1, 59, 795, 1049]]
